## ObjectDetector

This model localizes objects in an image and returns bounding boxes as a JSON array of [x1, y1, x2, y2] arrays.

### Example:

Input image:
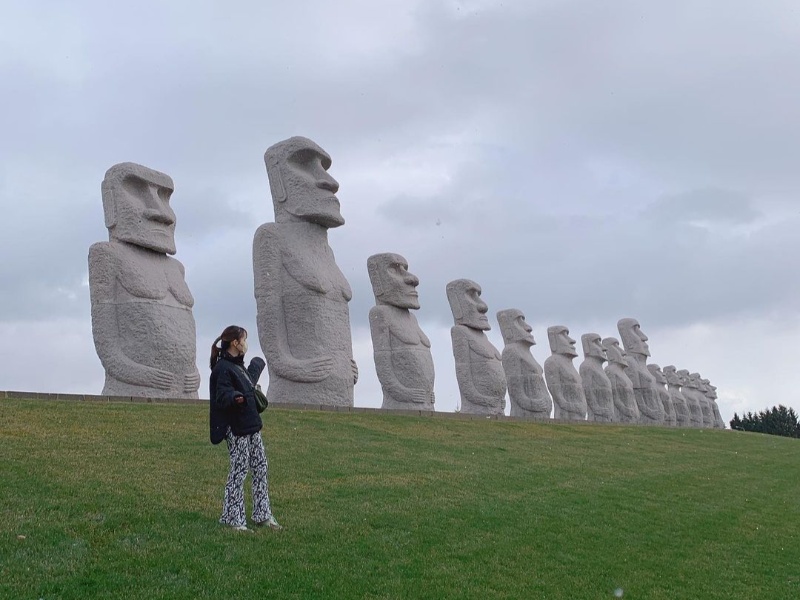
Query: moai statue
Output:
[[648, 364, 677, 426], [543, 326, 587, 421], [602, 337, 639, 423], [253, 137, 358, 407], [617, 318, 664, 425], [367, 253, 435, 411], [677, 369, 704, 427], [447, 279, 506, 415], [497, 309, 552, 420], [689, 373, 714, 428], [663, 365, 691, 427], [578, 333, 615, 422], [88, 163, 200, 398], [703, 380, 725, 429]]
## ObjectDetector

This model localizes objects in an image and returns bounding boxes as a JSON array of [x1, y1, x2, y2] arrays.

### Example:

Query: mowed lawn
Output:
[[1, 399, 798, 599]]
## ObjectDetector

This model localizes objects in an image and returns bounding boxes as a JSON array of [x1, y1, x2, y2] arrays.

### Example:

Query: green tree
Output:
[[730, 405, 799, 438]]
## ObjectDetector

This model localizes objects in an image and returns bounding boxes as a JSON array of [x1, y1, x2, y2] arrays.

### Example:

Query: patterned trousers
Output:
[[220, 430, 273, 527]]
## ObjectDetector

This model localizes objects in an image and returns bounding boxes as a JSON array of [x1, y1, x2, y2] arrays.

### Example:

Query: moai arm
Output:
[[253, 224, 334, 382], [88, 243, 176, 391], [451, 327, 502, 407], [545, 358, 585, 414], [175, 260, 202, 395], [370, 307, 430, 403]]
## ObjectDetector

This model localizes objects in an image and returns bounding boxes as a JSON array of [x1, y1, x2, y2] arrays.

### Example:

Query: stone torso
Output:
[[452, 325, 507, 415], [370, 305, 435, 410], [579, 358, 614, 422], [668, 386, 691, 427], [544, 354, 587, 421], [624, 355, 663, 424], [90, 241, 197, 396], [502, 344, 552, 419], [605, 363, 639, 423]]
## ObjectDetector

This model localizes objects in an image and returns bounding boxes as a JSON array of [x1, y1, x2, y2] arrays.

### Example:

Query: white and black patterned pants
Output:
[[220, 430, 273, 527]]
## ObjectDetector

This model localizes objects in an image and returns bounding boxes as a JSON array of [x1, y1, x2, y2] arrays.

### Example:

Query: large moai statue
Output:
[[543, 326, 587, 421], [691, 373, 715, 428], [88, 163, 200, 398], [253, 137, 358, 407], [663, 365, 691, 427], [678, 369, 704, 427], [497, 309, 552, 420], [578, 333, 615, 422], [703, 380, 725, 429], [602, 337, 639, 423], [367, 253, 435, 411], [617, 318, 664, 425], [648, 364, 677, 427], [447, 279, 507, 415]]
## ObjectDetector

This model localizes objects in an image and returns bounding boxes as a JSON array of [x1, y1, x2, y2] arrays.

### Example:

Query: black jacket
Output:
[[209, 353, 267, 444]]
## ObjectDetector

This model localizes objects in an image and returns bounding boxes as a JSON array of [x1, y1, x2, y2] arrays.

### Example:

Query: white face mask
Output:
[[238, 339, 248, 355]]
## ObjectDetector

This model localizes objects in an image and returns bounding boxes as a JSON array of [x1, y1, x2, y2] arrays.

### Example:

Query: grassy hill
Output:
[[1, 398, 798, 599]]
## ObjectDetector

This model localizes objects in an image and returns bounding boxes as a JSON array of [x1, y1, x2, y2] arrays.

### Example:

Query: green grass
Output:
[[1, 399, 798, 599]]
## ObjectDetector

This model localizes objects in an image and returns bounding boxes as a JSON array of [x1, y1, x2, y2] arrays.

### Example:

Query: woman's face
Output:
[[235, 333, 248, 355]]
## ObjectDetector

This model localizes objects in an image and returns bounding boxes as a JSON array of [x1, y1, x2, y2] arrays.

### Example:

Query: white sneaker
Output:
[[255, 516, 282, 531], [231, 524, 252, 532]]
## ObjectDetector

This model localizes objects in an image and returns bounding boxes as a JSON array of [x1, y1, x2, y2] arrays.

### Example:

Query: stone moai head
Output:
[[602, 337, 626, 367], [677, 369, 695, 388], [367, 253, 420, 310], [647, 363, 667, 385], [581, 333, 606, 361], [497, 309, 535, 345], [101, 162, 177, 255], [617, 318, 650, 357], [663, 365, 681, 386], [264, 136, 343, 228], [547, 326, 577, 358], [689, 373, 703, 390], [708, 384, 718, 400], [447, 279, 490, 330]]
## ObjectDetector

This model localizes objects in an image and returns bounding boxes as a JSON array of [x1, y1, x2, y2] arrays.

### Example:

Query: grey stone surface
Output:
[[617, 318, 664, 424], [578, 333, 615, 422], [88, 162, 199, 398], [691, 373, 715, 428], [253, 137, 357, 407], [543, 326, 587, 421], [677, 369, 704, 427], [367, 253, 435, 411], [663, 365, 691, 427], [703, 380, 725, 429], [602, 337, 640, 423], [497, 309, 552, 420], [447, 279, 507, 416], [648, 364, 677, 426]]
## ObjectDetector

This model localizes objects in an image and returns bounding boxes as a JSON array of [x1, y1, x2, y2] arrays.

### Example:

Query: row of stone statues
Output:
[[88, 136, 723, 428]]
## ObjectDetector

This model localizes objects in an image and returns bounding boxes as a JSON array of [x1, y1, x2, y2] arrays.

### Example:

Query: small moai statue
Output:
[[253, 137, 358, 407], [663, 365, 691, 427], [579, 333, 615, 422], [602, 337, 640, 423], [447, 279, 507, 415], [677, 369, 704, 427], [617, 318, 664, 425], [497, 308, 552, 420], [703, 380, 725, 429], [543, 326, 587, 421], [648, 364, 677, 426], [690, 373, 715, 428], [88, 163, 200, 398], [367, 253, 435, 411]]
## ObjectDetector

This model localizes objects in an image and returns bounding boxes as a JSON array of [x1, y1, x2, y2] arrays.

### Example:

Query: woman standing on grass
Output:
[[209, 325, 281, 531]]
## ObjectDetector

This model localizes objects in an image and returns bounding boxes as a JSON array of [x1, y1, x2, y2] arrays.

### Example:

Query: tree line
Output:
[[730, 405, 800, 438]]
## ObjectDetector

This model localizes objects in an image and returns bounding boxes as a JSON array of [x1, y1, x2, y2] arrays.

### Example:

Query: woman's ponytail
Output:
[[210, 336, 223, 370]]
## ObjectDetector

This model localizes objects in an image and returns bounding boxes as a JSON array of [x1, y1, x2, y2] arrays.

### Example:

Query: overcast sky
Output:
[[2, 0, 799, 423]]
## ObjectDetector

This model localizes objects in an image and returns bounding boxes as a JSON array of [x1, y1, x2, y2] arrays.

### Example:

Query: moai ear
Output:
[[266, 155, 287, 203], [367, 259, 384, 297], [101, 184, 116, 229], [446, 284, 464, 321]]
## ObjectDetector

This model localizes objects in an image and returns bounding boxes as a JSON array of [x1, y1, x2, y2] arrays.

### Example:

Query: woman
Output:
[[209, 325, 281, 531]]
